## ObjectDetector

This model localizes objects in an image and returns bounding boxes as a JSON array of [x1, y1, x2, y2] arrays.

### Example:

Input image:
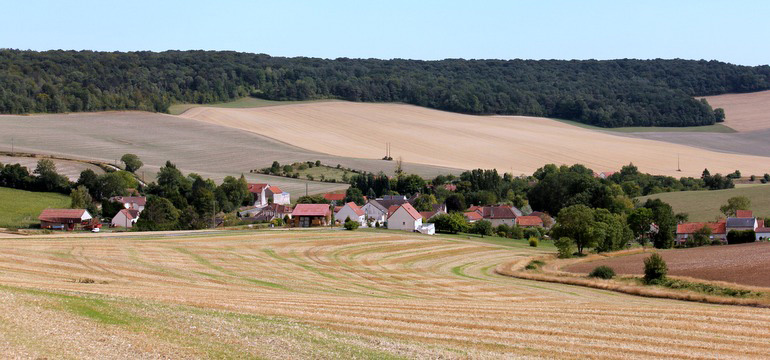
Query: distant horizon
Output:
[[2, 0, 769, 66], [3, 48, 766, 67]]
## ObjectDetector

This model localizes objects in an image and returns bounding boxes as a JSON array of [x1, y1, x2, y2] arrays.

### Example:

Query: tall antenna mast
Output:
[[677, 153, 681, 172]]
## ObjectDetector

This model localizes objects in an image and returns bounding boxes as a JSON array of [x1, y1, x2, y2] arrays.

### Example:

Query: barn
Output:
[[39, 209, 93, 231], [292, 204, 332, 227]]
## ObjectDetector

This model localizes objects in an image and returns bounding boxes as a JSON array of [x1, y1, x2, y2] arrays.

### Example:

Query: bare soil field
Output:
[[701, 90, 770, 132], [566, 243, 770, 287], [0, 229, 769, 358], [0, 112, 456, 195], [0, 155, 104, 181], [180, 102, 770, 177]]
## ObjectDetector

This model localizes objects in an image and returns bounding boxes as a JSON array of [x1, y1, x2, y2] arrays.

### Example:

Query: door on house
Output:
[[300, 217, 310, 227]]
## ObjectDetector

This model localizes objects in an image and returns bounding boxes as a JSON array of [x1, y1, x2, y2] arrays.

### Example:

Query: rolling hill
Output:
[[701, 90, 770, 132], [179, 101, 770, 178]]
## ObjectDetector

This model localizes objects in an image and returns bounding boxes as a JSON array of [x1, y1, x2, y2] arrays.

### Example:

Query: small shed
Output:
[[335, 202, 366, 226], [112, 209, 140, 228], [292, 204, 332, 227]]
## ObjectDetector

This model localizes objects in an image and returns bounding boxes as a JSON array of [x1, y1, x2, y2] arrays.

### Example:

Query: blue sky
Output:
[[1, 0, 768, 65]]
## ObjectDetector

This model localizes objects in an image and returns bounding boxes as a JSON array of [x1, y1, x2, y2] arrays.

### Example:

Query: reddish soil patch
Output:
[[565, 242, 770, 288]]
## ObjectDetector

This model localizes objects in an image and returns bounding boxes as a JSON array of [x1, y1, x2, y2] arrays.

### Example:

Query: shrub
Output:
[[643, 253, 667, 284], [470, 220, 493, 237], [727, 229, 755, 244], [528, 237, 539, 247], [524, 227, 541, 240], [343, 219, 359, 230], [554, 237, 574, 258], [589, 265, 616, 279], [525, 260, 545, 270]]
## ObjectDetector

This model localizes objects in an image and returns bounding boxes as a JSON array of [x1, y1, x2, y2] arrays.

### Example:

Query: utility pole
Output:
[[305, 183, 308, 197], [677, 153, 681, 172], [11, 137, 14, 156]]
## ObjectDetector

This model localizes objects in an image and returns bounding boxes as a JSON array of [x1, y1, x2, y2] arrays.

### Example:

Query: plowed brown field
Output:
[[566, 242, 770, 287], [0, 230, 769, 359]]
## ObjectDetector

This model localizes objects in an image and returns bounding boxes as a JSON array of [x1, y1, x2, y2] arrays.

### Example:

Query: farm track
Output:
[[0, 230, 769, 358]]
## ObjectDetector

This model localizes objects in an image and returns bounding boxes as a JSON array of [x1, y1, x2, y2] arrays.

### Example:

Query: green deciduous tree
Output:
[[551, 204, 597, 255], [135, 196, 180, 231], [120, 154, 143, 173], [720, 196, 751, 217]]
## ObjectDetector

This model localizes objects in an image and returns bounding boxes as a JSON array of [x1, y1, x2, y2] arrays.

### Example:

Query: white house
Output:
[[248, 183, 270, 207], [362, 200, 388, 226], [267, 186, 291, 205], [109, 196, 146, 212], [111, 209, 140, 228], [335, 202, 366, 226], [387, 203, 423, 232]]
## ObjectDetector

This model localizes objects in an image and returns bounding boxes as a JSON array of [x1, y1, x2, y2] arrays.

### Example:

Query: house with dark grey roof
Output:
[[726, 217, 758, 232]]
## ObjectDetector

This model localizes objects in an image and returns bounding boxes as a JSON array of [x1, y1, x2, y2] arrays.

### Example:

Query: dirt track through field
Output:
[[0, 230, 769, 358], [180, 102, 770, 177]]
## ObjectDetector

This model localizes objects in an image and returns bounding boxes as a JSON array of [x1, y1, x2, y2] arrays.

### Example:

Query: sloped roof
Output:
[[735, 210, 753, 218], [419, 211, 436, 219], [464, 211, 483, 221], [323, 193, 345, 201], [677, 221, 726, 235], [293, 204, 331, 217], [247, 183, 269, 194], [365, 200, 387, 212], [726, 217, 755, 228], [517, 216, 544, 227], [119, 209, 140, 220], [110, 196, 146, 206], [388, 203, 421, 220], [756, 227, 770, 233], [38, 209, 88, 221], [268, 186, 284, 194], [346, 202, 364, 216]]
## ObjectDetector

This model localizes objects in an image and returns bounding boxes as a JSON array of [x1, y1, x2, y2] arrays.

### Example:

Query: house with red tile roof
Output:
[[387, 203, 422, 231], [675, 220, 727, 245], [335, 202, 366, 226], [39, 209, 93, 231], [109, 196, 147, 212], [248, 183, 290, 207], [323, 193, 346, 205], [291, 204, 331, 227], [464, 211, 483, 223], [266, 185, 290, 205], [111, 208, 140, 228], [465, 205, 522, 227], [516, 216, 544, 228]]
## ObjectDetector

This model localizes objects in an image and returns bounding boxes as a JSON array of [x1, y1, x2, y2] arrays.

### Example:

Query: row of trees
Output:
[[4, 50, 770, 127]]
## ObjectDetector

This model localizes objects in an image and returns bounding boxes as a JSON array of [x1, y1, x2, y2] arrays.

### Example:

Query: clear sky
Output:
[[1, 0, 768, 65]]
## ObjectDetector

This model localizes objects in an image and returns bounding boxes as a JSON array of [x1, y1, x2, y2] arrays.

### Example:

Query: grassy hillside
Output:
[[0, 187, 70, 228], [637, 184, 770, 221]]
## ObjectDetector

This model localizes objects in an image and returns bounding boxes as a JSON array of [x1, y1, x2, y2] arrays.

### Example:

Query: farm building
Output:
[[109, 196, 146, 212], [292, 204, 332, 227], [756, 225, 770, 241], [111, 209, 140, 228], [335, 202, 366, 226], [39, 209, 94, 231], [243, 203, 293, 222], [516, 216, 544, 228], [675, 221, 727, 245], [362, 200, 388, 226]]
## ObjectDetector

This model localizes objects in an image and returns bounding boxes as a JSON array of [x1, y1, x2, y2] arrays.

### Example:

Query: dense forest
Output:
[[2, 50, 770, 127]]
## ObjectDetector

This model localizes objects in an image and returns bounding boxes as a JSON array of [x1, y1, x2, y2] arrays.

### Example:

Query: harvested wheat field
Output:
[[0, 155, 104, 181], [0, 230, 769, 359], [0, 112, 456, 195], [180, 102, 770, 178], [701, 90, 770, 132], [566, 242, 770, 288]]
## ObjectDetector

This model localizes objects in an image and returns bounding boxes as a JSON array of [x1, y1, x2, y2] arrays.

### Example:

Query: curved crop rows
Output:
[[0, 230, 768, 358]]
